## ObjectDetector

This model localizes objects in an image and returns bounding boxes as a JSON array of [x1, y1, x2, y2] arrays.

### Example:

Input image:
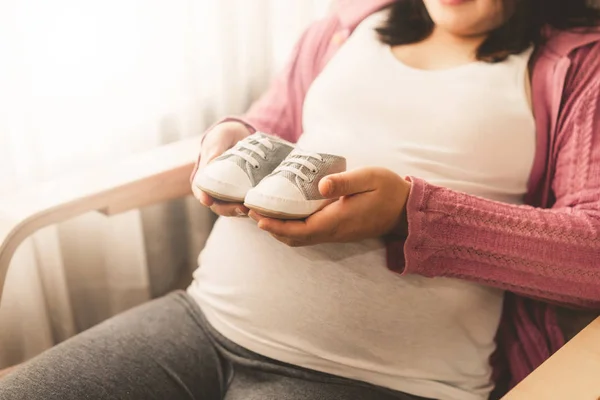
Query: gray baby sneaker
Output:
[[244, 149, 346, 219]]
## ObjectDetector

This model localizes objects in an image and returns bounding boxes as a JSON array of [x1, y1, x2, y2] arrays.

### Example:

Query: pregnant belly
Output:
[[190, 217, 504, 372]]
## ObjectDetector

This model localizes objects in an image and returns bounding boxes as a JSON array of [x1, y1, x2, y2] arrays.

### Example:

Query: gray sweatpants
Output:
[[0, 291, 429, 400]]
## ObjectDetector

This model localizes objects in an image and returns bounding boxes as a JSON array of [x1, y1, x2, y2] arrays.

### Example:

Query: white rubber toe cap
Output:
[[252, 175, 304, 201], [194, 160, 252, 201], [245, 176, 327, 218]]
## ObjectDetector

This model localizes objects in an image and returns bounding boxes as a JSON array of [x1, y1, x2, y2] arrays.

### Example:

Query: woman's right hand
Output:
[[192, 121, 252, 217]]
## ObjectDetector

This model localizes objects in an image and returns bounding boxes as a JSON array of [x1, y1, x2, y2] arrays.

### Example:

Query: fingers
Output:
[[192, 185, 248, 217], [192, 186, 214, 207], [319, 168, 379, 198], [199, 146, 224, 170], [198, 131, 233, 170], [248, 209, 337, 246], [210, 202, 249, 217], [259, 218, 313, 247], [248, 211, 309, 238], [258, 218, 311, 238]]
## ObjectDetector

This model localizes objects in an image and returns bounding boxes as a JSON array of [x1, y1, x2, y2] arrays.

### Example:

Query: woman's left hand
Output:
[[248, 167, 412, 247]]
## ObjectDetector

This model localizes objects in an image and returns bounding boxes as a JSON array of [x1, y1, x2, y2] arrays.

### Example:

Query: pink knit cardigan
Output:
[[192, 0, 600, 392]]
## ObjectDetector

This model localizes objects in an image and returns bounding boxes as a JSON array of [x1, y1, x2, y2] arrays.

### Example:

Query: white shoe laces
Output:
[[228, 135, 274, 169], [274, 150, 324, 182]]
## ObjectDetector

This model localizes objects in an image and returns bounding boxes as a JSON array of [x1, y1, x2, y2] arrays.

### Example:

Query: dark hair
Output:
[[376, 0, 600, 62]]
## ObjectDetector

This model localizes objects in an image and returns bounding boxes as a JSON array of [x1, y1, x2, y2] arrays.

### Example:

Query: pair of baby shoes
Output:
[[194, 132, 346, 219]]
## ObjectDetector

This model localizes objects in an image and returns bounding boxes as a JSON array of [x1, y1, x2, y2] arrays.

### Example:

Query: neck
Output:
[[390, 25, 490, 70], [427, 27, 488, 55]]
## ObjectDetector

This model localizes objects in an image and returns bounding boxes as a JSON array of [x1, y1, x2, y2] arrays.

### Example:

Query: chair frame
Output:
[[1, 136, 599, 398]]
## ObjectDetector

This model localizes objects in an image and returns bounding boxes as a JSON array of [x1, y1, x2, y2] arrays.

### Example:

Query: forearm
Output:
[[391, 178, 600, 308]]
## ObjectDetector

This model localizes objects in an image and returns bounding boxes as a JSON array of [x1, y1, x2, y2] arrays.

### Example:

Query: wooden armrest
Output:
[[0, 136, 201, 304], [503, 316, 600, 399]]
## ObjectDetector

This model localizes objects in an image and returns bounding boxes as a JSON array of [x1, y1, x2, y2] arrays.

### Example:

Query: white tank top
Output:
[[188, 11, 535, 400]]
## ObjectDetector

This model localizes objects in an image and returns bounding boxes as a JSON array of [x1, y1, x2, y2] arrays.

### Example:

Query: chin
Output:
[[430, 8, 496, 37]]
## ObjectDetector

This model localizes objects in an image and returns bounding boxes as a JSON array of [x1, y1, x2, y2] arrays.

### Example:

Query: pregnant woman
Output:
[[2, 1, 599, 399]]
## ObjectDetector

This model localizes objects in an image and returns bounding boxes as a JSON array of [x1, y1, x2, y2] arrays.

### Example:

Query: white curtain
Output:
[[0, 0, 329, 368]]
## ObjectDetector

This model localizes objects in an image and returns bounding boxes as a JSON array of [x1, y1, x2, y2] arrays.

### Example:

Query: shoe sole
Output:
[[244, 204, 310, 220], [244, 191, 330, 220], [196, 184, 245, 203]]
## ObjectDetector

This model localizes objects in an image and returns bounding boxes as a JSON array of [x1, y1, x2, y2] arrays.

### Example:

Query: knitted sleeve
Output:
[[389, 45, 600, 309]]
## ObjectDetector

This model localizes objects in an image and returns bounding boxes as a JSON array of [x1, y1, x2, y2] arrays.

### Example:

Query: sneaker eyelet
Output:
[[253, 165, 260, 169], [311, 169, 317, 173]]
